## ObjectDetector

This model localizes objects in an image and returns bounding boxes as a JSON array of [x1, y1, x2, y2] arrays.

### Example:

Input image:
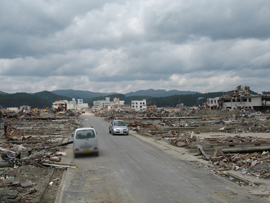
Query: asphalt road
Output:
[[58, 114, 267, 203]]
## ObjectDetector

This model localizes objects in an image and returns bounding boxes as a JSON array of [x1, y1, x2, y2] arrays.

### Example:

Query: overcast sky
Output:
[[0, 0, 270, 94]]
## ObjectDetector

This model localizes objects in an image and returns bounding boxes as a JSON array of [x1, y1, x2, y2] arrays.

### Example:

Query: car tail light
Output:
[[94, 147, 98, 150], [75, 148, 79, 151]]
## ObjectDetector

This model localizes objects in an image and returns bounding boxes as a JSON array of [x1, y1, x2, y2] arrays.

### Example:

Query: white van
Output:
[[71, 127, 99, 158]]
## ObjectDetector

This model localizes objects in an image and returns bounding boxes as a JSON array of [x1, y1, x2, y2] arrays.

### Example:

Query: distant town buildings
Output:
[[92, 97, 148, 111], [93, 97, 125, 109]]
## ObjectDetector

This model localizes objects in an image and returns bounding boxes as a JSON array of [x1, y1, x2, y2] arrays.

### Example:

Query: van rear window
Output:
[[76, 130, 95, 139]]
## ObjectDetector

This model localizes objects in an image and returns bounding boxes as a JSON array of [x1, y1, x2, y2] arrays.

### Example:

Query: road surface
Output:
[[59, 114, 266, 203]]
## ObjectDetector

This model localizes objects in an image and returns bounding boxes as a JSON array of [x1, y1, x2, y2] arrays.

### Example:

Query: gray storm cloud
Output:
[[0, 0, 270, 93]]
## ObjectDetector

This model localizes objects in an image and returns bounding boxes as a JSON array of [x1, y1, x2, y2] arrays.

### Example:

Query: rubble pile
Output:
[[97, 109, 146, 120], [99, 108, 270, 140], [97, 108, 270, 133], [208, 150, 270, 179], [0, 110, 80, 203], [161, 133, 270, 150]]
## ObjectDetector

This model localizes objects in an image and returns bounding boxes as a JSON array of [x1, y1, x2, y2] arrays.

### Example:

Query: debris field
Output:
[[0, 110, 80, 203], [1, 106, 270, 202]]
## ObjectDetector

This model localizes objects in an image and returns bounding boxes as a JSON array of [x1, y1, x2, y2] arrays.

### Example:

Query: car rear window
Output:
[[114, 121, 126, 126], [75, 130, 95, 139]]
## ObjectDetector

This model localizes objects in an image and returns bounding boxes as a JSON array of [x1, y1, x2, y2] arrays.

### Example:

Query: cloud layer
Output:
[[0, 0, 270, 93]]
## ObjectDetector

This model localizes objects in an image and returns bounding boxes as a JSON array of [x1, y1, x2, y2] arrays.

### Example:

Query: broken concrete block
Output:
[[176, 141, 187, 147], [0, 189, 18, 199], [50, 156, 61, 162], [20, 181, 33, 188], [55, 152, 66, 156], [28, 188, 37, 194]]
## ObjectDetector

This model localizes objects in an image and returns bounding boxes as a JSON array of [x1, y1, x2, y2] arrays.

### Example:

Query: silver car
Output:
[[72, 127, 99, 158], [109, 120, 129, 135]]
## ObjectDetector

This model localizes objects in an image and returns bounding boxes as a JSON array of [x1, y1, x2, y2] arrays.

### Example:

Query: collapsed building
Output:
[[20, 105, 31, 112], [207, 85, 270, 111], [52, 100, 67, 111], [52, 98, 88, 112]]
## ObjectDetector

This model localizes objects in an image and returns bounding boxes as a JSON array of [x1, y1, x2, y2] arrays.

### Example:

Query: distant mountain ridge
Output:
[[0, 91, 8, 94], [51, 89, 109, 99], [52, 89, 200, 99], [125, 89, 200, 97]]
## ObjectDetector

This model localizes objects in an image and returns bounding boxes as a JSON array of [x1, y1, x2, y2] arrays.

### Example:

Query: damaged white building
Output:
[[207, 85, 270, 111], [131, 99, 147, 111], [53, 98, 88, 111]]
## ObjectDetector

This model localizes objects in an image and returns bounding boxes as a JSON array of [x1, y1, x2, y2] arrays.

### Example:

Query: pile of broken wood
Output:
[[199, 149, 270, 179], [1, 123, 76, 169], [0, 144, 75, 169], [160, 132, 270, 179]]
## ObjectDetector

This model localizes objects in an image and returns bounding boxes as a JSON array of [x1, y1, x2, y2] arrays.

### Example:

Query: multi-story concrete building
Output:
[[131, 99, 147, 111], [66, 98, 76, 110], [220, 94, 269, 110], [207, 85, 270, 111], [207, 97, 220, 109]]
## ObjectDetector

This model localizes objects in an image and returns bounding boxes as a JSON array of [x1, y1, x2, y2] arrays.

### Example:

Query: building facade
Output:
[[207, 97, 220, 109], [220, 95, 269, 110], [207, 85, 270, 111], [53, 98, 89, 111], [131, 99, 147, 111]]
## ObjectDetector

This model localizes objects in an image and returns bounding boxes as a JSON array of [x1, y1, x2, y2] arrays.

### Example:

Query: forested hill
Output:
[[0, 91, 70, 108], [52, 89, 108, 99], [0, 91, 8, 94], [125, 89, 200, 97]]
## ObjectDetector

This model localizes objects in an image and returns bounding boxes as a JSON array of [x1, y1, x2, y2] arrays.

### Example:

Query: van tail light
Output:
[[94, 147, 98, 150], [75, 148, 80, 151]]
